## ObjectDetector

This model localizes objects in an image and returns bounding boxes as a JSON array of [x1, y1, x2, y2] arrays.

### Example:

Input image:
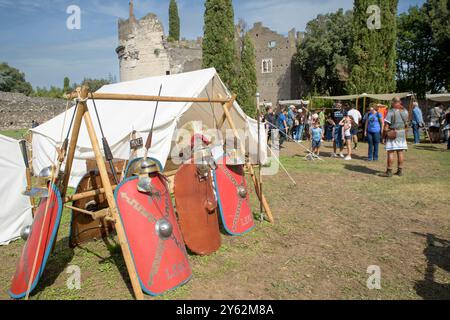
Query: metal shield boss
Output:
[[115, 176, 191, 296]]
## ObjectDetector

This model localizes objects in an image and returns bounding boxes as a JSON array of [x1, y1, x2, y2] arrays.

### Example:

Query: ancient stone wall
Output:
[[0, 92, 67, 130], [117, 9, 203, 81], [248, 22, 301, 106]]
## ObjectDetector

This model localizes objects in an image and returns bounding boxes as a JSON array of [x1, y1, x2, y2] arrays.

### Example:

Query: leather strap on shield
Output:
[[174, 163, 221, 255]]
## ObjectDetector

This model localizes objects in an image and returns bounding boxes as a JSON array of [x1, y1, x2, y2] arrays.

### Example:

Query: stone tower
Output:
[[116, 1, 171, 82], [248, 22, 302, 105]]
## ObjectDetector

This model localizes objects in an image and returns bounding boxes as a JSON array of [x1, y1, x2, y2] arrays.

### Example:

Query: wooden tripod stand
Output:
[[57, 85, 274, 300]]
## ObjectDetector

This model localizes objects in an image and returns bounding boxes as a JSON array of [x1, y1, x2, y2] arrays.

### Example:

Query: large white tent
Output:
[[0, 135, 33, 245], [31, 68, 268, 187]]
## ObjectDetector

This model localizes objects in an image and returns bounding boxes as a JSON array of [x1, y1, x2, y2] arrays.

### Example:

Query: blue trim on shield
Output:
[[8, 183, 63, 299]]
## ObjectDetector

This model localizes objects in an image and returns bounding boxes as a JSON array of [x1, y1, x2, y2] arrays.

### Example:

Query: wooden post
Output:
[[363, 96, 367, 115], [217, 95, 237, 129], [76, 87, 144, 300], [221, 101, 274, 223], [256, 92, 263, 220], [60, 87, 88, 199]]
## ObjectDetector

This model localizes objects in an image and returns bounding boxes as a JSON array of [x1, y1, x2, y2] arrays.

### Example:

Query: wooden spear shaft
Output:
[[78, 86, 144, 300], [256, 93, 263, 220]]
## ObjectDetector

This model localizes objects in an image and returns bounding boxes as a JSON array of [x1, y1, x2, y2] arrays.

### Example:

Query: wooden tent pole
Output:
[[78, 86, 144, 300], [256, 92, 263, 220], [221, 102, 274, 223], [65, 92, 229, 104], [217, 95, 237, 129], [60, 88, 88, 199], [363, 96, 367, 115]]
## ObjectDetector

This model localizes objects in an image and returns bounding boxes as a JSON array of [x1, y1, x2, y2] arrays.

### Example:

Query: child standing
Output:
[[311, 122, 324, 156], [340, 115, 353, 160]]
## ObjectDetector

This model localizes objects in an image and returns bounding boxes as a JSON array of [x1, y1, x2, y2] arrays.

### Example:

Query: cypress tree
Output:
[[236, 33, 257, 117], [63, 77, 70, 93], [346, 0, 398, 94], [168, 0, 180, 42], [202, 0, 237, 89]]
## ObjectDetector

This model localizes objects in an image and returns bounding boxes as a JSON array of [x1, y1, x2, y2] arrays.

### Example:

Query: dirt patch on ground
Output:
[[1, 141, 449, 300]]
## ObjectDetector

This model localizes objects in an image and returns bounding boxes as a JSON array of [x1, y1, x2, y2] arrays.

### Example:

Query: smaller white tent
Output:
[[426, 93, 450, 103], [0, 135, 33, 245], [32, 68, 268, 187]]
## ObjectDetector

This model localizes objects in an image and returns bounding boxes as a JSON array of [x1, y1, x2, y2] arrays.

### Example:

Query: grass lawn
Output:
[[0, 129, 29, 140], [0, 140, 449, 300]]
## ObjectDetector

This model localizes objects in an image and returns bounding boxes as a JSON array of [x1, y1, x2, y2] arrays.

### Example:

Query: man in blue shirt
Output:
[[411, 102, 424, 145], [287, 106, 295, 138], [277, 108, 288, 147]]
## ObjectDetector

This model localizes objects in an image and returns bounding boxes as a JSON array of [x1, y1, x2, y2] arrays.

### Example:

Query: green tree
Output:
[[82, 78, 111, 92], [397, 6, 435, 97], [294, 9, 353, 95], [346, 0, 399, 94], [63, 77, 71, 93], [235, 33, 257, 117], [426, 0, 450, 91], [0, 62, 33, 95], [168, 0, 180, 42], [202, 0, 237, 89]]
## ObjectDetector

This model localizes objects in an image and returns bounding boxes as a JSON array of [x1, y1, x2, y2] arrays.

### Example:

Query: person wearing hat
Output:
[[381, 97, 409, 177]]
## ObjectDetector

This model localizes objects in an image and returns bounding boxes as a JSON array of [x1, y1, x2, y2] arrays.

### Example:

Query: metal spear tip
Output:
[[256, 92, 260, 98]]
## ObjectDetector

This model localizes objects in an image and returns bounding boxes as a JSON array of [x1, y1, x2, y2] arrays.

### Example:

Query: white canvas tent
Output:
[[0, 135, 33, 245], [426, 93, 450, 103], [31, 68, 268, 187]]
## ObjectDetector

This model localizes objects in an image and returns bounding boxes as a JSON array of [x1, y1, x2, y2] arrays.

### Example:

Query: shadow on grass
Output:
[[413, 232, 450, 300], [32, 236, 75, 298], [414, 145, 447, 152], [344, 164, 380, 175]]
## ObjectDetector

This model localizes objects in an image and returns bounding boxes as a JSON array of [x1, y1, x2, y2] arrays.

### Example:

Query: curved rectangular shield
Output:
[[214, 157, 255, 236], [9, 183, 63, 299], [174, 164, 221, 255], [115, 176, 192, 296]]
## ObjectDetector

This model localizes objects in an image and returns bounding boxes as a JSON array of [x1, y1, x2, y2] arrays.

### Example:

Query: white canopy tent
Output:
[[315, 92, 413, 101], [278, 100, 310, 107], [31, 68, 268, 187], [0, 135, 33, 245], [426, 93, 450, 103]]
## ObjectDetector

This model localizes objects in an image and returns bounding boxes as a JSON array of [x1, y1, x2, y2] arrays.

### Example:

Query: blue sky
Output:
[[0, 0, 425, 89]]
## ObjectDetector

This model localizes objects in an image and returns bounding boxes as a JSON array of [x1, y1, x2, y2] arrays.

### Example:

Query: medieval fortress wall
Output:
[[116, 9, 202, 82]]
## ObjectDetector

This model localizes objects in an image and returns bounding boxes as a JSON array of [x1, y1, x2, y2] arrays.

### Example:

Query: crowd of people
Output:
[[262, 97, 450, 177]]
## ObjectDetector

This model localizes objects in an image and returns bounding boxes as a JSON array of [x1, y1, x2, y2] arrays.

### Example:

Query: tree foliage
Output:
[[63, 77, 71, 93], [346, 0, 399, 94], [168, 0, 180, 42], [235, 32, 257, 117], [202, 0, 237, 90], [397, 0, 450, 96], [0, 62, 33, 95], [294, 9, 353, 96]]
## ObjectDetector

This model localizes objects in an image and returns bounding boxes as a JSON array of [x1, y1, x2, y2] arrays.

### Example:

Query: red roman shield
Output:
[[174, 164, 221, 255], [9, 183, 63, 299], [214, 157, 255, 236], [115, 175, 192, 296]]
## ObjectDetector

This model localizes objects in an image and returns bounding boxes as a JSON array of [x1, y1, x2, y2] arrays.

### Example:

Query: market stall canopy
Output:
[[315, 92, 413, 101], [31, 68, 268, 187], [0, 135, 33, 245], [278, 100, 310, 106], [426, 93, 450, 102]]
